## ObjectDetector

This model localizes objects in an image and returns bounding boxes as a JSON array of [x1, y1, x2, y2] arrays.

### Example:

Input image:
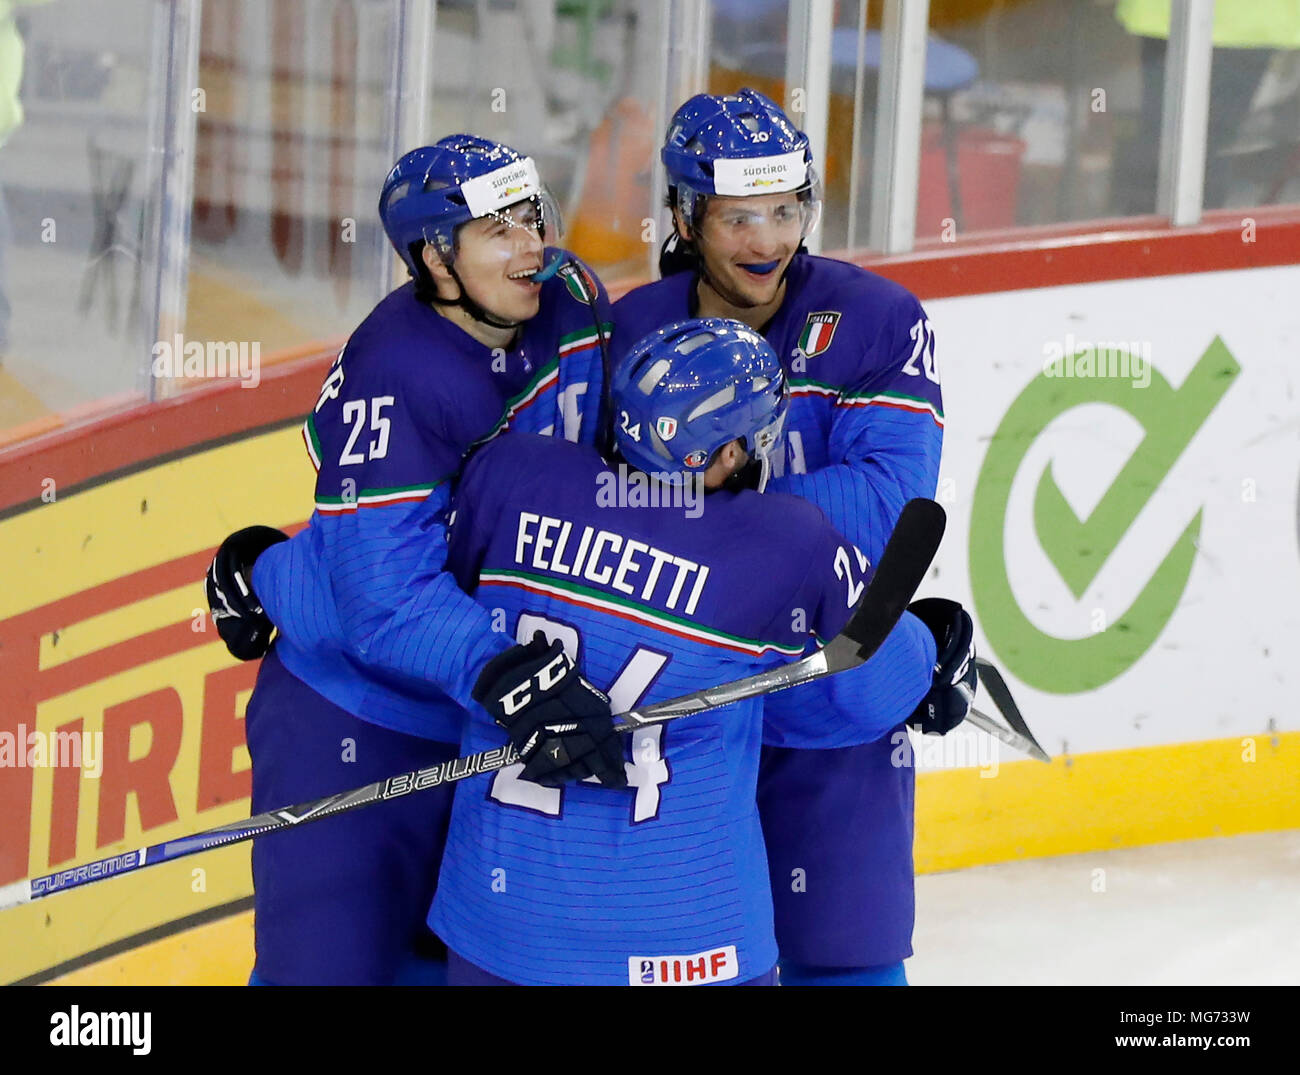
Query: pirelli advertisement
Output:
[[2, 257, 1298, 985], [0, 417, 314, 984]]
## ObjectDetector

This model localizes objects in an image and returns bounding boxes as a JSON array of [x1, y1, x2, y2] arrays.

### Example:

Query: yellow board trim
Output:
[[915, 728, 1300, 873], [45, 909, 255, 987]]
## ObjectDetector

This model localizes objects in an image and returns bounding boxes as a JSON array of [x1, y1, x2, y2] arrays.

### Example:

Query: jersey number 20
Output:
[[902, 318, 939, 384]]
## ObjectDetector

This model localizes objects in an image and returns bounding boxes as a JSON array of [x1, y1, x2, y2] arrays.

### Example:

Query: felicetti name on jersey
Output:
[[506, 510, 710, 615]]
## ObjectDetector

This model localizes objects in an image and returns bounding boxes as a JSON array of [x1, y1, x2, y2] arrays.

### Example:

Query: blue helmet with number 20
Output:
[[611, 318, 789, 489], [661, 88, 822, 237]]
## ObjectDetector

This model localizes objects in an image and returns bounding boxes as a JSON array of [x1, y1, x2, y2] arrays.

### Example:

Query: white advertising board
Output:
[[923, 263, 1300, 757]]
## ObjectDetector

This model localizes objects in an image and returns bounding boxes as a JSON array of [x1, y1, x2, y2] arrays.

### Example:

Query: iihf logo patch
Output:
[[683, 449, 708, 468], [656, 416, 678, 441], [628, 946, 739, 985], [797, 311, 840, 358]]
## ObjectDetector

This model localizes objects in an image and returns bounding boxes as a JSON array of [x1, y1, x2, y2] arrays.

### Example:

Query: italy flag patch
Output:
[[797, 310, 840, 358], [559, 261, 599, 306]]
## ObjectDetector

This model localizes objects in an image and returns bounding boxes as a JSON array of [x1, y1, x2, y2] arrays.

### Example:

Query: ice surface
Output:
[[910, 830, 1300, 985]]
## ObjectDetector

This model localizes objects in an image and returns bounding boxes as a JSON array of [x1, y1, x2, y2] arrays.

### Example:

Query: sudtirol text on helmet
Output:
[[378, 135, 560, 280], [660, 88, 823, 238], [611, 317, 790, 493]]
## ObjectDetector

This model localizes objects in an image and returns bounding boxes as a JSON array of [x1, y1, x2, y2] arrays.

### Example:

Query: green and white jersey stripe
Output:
[[789, 379, 945, 426], [479, 568, 806, 658], [315, 480, 442, 514], [302, 413, 324, 471]]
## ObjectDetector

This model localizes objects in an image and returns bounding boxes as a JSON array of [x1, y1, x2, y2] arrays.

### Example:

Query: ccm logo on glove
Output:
[[473, 633, 626, 790], [497, 649, 573, 716]]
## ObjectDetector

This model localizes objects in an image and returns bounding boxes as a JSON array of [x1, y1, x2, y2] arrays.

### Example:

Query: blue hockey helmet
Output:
[[612, 318, 788, 488], [660, 88, 821, 236], [378, 135, 559, 279]]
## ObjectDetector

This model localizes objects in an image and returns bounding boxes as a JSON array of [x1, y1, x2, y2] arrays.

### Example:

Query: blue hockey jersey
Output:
[[611, 254, 942, 742], [252, 251, 610, 742], [430, 434, 898, 985]]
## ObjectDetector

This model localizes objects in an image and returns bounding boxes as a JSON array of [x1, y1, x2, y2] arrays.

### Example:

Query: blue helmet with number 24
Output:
[[611, 318, 789, 490]]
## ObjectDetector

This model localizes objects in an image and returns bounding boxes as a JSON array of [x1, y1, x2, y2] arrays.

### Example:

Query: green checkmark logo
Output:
[[970, 337, 1240, 694]]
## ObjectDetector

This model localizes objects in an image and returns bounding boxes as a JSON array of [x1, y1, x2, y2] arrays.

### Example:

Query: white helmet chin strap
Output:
[[716, 444, 773, 495], [753, 451, 773, 494]]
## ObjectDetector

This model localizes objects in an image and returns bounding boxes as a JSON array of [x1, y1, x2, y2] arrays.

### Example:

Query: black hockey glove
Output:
[[473, 633, 627, 790], [905, 597, 977, 736], [206, 526, 289, 661]]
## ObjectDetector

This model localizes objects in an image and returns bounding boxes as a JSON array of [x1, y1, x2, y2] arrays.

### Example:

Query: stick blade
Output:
[[836, 497, 946, 665], [975, 657, 1052, 762]]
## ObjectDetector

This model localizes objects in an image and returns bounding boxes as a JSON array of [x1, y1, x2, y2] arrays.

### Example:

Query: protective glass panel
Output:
[[424, 0, 668, 287], [182, 0, 401, 393], [908, 0, 1150, 240], [0, 0, 160, 437], [1114, 2, 1300, 214], [707, 1, 879, 254]]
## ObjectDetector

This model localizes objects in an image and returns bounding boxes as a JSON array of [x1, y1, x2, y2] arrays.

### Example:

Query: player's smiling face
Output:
[[451, 200, 546, 324], [690, 192, 803, 308]]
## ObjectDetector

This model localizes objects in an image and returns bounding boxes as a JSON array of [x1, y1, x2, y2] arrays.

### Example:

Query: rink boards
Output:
[[1, 217, 1297, 984]]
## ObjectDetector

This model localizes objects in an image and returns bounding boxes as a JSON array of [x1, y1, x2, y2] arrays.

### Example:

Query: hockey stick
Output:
[[964, 658, 1051, 762], [615, 498, 945, 729], [0, 499, 945, 913], [962, 701, 1050, 762]]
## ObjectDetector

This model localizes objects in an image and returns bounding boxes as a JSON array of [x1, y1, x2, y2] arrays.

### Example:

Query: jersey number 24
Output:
[[489, 613, 671, 824]]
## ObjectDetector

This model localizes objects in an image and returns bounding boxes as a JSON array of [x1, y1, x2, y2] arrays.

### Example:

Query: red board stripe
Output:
[[4, 206, 1299, 512]]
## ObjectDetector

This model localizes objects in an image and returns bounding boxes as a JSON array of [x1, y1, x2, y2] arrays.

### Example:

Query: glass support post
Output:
[[1157, 0, 1214, 225], [868, 0, 929, 254]]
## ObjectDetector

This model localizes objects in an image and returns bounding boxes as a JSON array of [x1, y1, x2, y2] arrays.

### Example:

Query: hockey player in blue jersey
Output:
[[205, 136, 625, 985], [433, 318, 911, 986], [611, 90, 977, 986]]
